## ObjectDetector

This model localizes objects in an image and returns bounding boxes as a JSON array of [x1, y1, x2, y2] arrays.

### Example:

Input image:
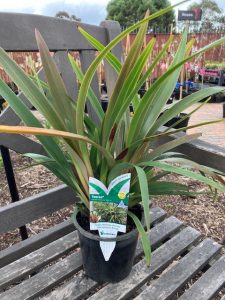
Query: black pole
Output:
[[0, 146, 28, 240], [218, 70, 224, 87]]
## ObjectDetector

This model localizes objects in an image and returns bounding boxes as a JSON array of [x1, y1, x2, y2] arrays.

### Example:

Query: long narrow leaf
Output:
[[160, 157, 225, 182], [0, 48, 65, 130], [152, 87, 225, 133], [76, 1, 188, 139], [0, 79, 76, 186], [139, 160, 225, 193], [68, 53, 104, 122], [78, 29, 121, 73], [134, 166, 150, 231], [128, 211, 151, 266], [107, 38, 156, 144], [35, 30, 76, 132], [27, 153, 89, 207], [139, 133, 201, 162], [127, 30, 188, 145], [0, 125, 115, 167]]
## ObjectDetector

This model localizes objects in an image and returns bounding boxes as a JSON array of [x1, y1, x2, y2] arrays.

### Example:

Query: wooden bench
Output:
[[0, 12, 225, 300]]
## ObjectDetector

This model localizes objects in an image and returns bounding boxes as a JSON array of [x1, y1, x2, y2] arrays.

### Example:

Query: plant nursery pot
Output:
[[101, 99, 133, 114], [223, 103, 225, 118], [164, 113, 190, 132], [73, 210, 139, 283]]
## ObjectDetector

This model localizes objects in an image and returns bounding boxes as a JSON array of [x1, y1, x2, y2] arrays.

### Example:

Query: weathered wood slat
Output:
[[79, 50, 101, 125], [0, 106, 21, 125], [179, 254, 225, 300], [40, 215, 183, 300], [136, 216, 183, 257], [0, 208, 167, 300], [0, 251, 82, 300], [41, 272, 98, 300], [0, 207, 164, 268], [100, 20, 122, 98], [0, 219, 74, 268], [156, 128, 225, 173], [0, 91, 34, 126], [0, 185, 76, 233], [135, 239, 222, 300], [147, 207, 167, 225], [0, 13, 108, 51], [0, 134, 45, 155], [0, 231, 78, 290], [86, 227, 201, 300], [54, 51, 78, 100]]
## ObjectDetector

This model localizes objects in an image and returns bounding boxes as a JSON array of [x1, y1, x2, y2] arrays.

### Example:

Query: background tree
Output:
[[188, 0, 222, 32], [55, 11, 81, 22], [106, 0, 175, 32], [217, 14, 225, 32]]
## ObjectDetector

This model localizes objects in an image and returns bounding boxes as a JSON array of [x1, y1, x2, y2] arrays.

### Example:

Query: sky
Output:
[[0, 0, 223, 25]]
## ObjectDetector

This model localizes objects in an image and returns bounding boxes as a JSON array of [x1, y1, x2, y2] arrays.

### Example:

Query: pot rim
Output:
[[73, 209, 138, 242]]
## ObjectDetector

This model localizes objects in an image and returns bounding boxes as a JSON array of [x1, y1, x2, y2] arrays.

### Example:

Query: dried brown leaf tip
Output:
[[116, 148, 128, 161], [109, 123, 117, 146]]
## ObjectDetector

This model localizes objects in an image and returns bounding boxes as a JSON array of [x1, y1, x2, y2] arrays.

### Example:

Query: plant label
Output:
[[89, 173, 131, 261]]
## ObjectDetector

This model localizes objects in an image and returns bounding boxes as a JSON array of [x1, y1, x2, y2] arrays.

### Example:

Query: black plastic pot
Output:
[[101, 99, 109, 113], [163, 113, 190, 132], [101, 99, 133, 114], [73, 211, 139, 283]]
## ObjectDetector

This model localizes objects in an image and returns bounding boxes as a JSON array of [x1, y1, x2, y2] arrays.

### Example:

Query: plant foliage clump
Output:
[[0, 2, 225, 264]]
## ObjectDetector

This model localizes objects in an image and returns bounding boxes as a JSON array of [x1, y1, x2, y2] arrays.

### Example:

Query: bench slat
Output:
[[155, 129, 225, 173], [0, 134, 45, 155], [41, 272, 98, 300], [54, 51, 78, 100], [135, 216, 183, 257], [41, 215, 184, 300], [0, 185, 76, 233], [100, 20, 122, 99], [135, 239, 222, 300], [79, 50, 101, 126], [0, 251, 83, 300], [0, 231, 79, 290], [0, 13, 107, 51], [0, 209, 168, 300], [86, 227, 201, 300], [147, 207, 167, 224], [0, 207, 165, 268], [179, 254, 225, 300], [0, 219, 74, 268]]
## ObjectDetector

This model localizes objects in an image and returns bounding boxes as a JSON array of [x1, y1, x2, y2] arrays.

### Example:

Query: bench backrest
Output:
[[0, 13, 121, 235]]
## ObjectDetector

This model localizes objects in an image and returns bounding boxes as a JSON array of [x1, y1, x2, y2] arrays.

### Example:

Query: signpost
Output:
[[177, 8, 202, 99]]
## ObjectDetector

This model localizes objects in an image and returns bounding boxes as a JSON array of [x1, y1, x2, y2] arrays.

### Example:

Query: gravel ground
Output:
[[0, 151, 73, 251]]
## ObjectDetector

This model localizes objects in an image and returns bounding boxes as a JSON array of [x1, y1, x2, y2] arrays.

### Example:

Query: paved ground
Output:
[[185, 103, 225, 148]]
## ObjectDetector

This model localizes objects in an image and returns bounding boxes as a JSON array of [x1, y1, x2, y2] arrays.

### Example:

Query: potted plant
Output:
[[0, 4, 225, 283]]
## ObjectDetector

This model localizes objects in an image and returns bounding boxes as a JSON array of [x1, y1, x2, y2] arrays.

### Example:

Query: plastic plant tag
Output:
[[89, 173, 131, 261]]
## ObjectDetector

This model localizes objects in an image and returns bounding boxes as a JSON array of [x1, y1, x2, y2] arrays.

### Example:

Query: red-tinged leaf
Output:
[[109, 123, 117, 145], [116, 148, 128, 160]]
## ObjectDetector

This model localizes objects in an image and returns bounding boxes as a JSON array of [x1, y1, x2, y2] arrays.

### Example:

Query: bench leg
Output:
[[1, 146, 28, 240]]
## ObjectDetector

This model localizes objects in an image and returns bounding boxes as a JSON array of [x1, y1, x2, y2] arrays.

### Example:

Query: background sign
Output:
[[178, 8, 202, 21]]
